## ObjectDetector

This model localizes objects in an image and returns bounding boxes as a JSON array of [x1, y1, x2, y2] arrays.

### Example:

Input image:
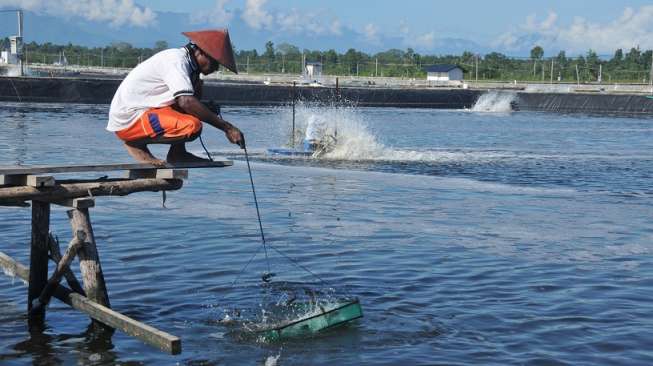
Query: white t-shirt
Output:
[[106, 48, 198, 131]]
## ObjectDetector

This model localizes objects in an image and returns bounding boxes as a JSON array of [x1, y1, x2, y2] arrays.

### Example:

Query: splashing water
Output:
[[471, 91, 516, 113], [280, 101, 385, 160], [277, 101, 518, 163]]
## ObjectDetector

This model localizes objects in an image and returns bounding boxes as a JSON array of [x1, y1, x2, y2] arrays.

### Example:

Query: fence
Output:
[[13, 48, 653, 85]]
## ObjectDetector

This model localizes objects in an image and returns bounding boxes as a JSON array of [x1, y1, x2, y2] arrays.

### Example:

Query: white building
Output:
[[0, 51, 17, 64], [424, 64, 464, 81], [305, 62, 322, 80]]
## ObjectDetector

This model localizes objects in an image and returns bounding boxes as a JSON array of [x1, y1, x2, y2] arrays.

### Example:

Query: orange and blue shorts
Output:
[[116, 105, 202, 142]]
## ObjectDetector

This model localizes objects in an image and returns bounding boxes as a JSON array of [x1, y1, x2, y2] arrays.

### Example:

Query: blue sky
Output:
[[144, 0, 649, 35], [140, 0, 653, 43], [2, 0, 653, 55]]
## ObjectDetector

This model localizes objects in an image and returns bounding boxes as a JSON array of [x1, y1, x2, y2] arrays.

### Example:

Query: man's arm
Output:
[[176, 95, 245, 148]]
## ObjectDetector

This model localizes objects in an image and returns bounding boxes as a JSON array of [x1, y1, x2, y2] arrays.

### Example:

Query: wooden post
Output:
[[68, 207, 111, 330], [48, 233, 86, 295], [30, 231, 85, 315], [28, 200, 50, 330]]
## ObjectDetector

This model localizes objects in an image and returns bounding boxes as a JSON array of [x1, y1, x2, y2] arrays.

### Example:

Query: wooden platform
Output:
[[0, 160, 233, 355], [0, 160, 232, 175]]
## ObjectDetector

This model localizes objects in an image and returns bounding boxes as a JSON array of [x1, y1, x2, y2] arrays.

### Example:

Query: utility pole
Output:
[[575, 64, 580, 86], [375, 58, 378, 77], [598, 64, 602, 83], [542, 60, 545, 81], [650, 52, 653, 88], [550, 58, 554, 84], [475, 54, 478, 82], [246, 56, 249, 74]]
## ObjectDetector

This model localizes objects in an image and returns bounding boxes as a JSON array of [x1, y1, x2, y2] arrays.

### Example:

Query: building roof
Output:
[[423, 64, 461, 73]]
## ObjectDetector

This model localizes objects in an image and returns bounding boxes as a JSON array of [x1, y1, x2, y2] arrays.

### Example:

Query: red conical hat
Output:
[[182, 29, 238, 74]]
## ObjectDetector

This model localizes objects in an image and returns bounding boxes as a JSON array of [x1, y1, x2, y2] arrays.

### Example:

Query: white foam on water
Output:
[[470, 91, 516, 113], [264, 352, 281, 366], [280, 102, 521, 163]]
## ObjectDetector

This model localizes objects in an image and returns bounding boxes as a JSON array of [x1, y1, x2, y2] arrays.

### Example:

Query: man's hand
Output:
[[226, 126, 245, 149]]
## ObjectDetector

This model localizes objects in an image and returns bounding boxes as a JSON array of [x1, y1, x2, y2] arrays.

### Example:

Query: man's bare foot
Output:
[[124, 142, 167, 166], [166, 150, 211, 163]]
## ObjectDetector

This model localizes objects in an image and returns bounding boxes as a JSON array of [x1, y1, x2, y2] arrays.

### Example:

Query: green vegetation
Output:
[[2, 37, 652, 84]]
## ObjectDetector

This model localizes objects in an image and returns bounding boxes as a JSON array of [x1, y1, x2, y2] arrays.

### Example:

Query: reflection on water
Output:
[[0, 103, 652, 365]]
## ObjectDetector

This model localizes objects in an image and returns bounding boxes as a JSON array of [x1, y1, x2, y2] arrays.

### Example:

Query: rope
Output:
[[206, 103, 330, 287], [243, 146, 271, 274], [199, 135, 214, 161]]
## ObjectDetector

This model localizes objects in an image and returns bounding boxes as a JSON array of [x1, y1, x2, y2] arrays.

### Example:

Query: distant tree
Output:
[[154, 40, 168, 51], [625, 47, 641, 68], [405, 48, 415, 64], [276, 42, 300, 56], [586, 49, 600, 79], [530, 46, 544, 76], [324, 49, 338, 64], [264, 41, 275, 60], [111, 41, 133, 52], [530, 46, 544, 60]]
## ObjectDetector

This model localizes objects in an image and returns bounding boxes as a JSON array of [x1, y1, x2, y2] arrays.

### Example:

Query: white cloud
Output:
[[240, 1, 341, 37], [242, 0, 273, 30], [190, 0, 233, 26], [494, 6, 653, 54], [0, 0, 157, 27], [405, 31, 436, 50], [362, 23, 379, 44]]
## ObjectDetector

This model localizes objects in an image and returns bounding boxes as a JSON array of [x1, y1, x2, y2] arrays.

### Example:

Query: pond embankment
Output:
[[1, 76, 652, 115]]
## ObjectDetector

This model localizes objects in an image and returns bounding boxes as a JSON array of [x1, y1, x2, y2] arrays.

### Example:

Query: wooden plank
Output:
[[0, 174, 55, 187], [0, 252, 182, 354], [28, 200, 50, 330], [0, 251, 29, 282], [50, 197, 95, 208], [26, 175, 56, 188], [0, 178, 183, 202], [0, 160, 232, 176], [66, 291, 182, 354], [127, 169, 188, 180]]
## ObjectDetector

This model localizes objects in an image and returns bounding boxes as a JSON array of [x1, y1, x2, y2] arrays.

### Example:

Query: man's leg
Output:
[[116, 106, 205, 164], [123, 141, 166, 166], [165, 130, 210, 163]]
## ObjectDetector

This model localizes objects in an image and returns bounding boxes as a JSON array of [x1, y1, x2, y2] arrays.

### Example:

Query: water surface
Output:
[[0, 102, 652, 365]]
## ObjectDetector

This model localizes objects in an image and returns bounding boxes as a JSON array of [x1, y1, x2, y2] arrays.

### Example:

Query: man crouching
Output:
[[106, 29, 244, 165]]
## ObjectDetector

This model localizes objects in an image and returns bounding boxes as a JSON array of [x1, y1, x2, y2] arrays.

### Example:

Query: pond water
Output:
[[1, 101, 652, 365]]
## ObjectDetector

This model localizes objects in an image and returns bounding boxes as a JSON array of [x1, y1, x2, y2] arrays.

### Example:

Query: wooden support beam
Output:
[[68, 208, 111, 331], [49, 197, 95, 209], [128, 169, 188, 180], [30, 231, 85, 315], [28, 200, 50, 330], [48, 233, 85, 296], [0, 251, 29, 282], [0, 178, 183, 203], [0, 174, 55, 187], [0, 252, 182, 354]]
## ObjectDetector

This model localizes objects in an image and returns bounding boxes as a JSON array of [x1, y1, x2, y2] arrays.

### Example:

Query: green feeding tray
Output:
[[259, 298, 363, 341]]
